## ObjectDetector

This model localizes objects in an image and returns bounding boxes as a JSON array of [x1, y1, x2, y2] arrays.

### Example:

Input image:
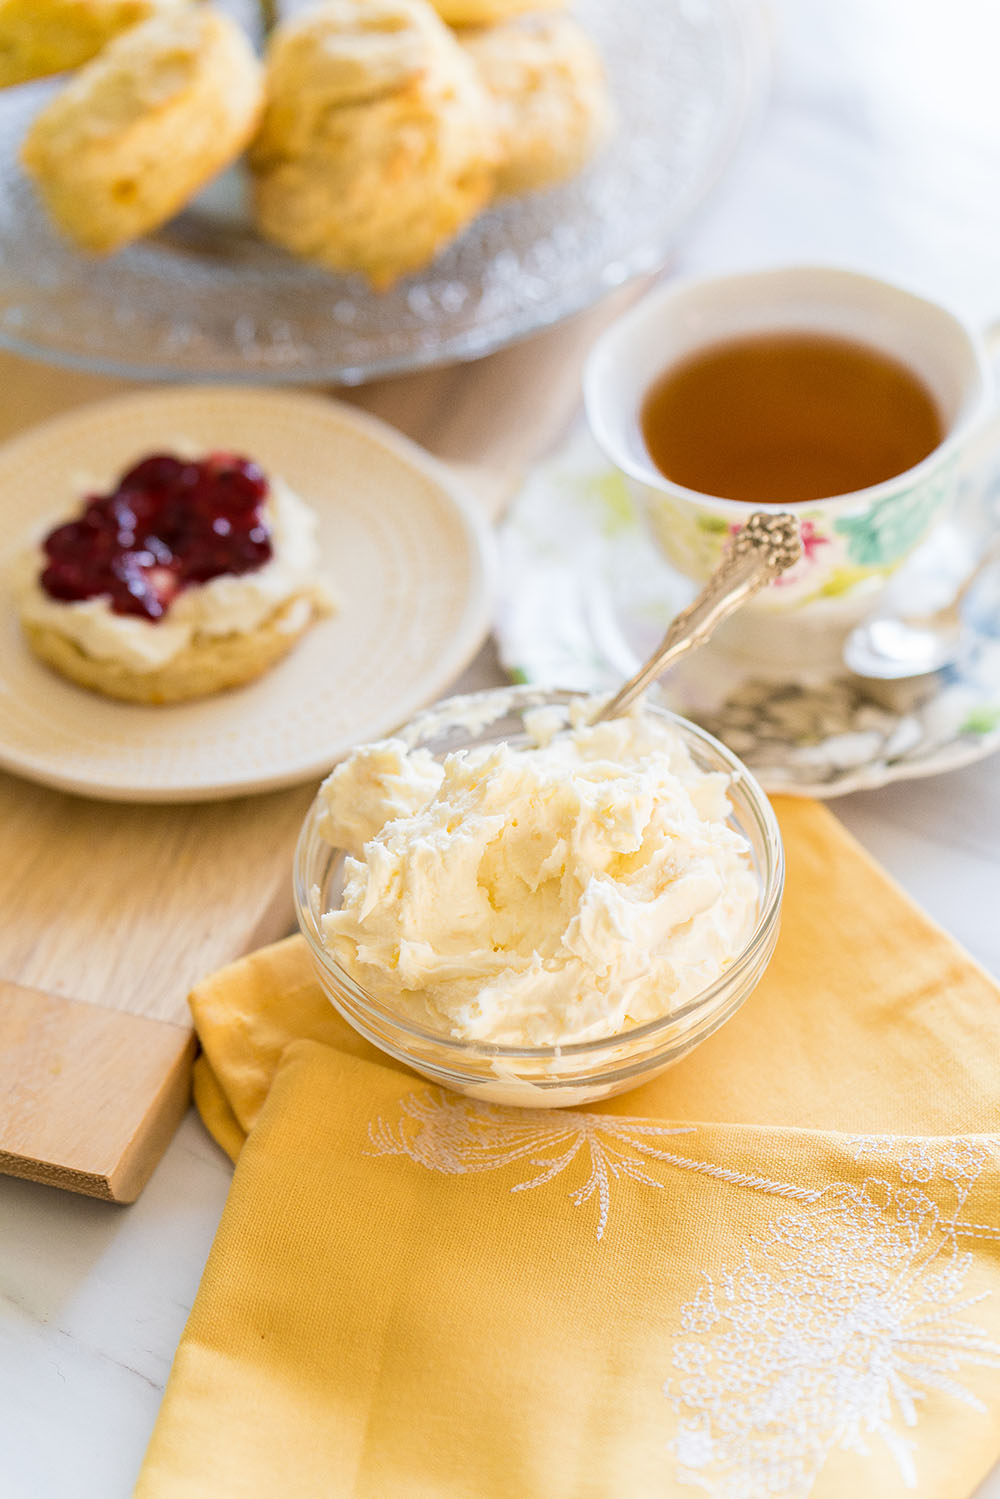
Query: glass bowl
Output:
[[293, 685, 783, 1108]]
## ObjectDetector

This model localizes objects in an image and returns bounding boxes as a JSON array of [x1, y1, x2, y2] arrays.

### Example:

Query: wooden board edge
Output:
[[0, 1028, 196, 1204], [106, 1028, 198, 1203], [0, 982, 197, 1202]]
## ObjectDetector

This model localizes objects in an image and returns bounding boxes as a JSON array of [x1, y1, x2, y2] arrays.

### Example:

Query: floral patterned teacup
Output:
[[583, 266, 994, 670]]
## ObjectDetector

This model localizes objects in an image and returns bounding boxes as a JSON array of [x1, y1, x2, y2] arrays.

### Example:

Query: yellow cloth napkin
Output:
[[136, 798, 1000, 1499]]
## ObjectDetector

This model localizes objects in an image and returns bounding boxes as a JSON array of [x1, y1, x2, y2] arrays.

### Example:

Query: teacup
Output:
[[583, 266, 994, 671]]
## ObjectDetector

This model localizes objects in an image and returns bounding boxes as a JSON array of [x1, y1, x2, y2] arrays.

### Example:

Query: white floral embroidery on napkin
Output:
[[372, 1090, 839, 1240], [370, 1096, 1000, 1491], [666, 1138, 1000, 1497], [368, 1089, 697, 1241]]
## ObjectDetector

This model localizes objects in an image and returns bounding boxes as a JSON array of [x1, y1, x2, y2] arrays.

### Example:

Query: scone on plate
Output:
[[15, 451, 332, 705], [429, 0, 564, 25], [250, 0, 499, 289], [20, 8, 263, 253], [0, 0, 190, 89], [459, 12, 611, 195]]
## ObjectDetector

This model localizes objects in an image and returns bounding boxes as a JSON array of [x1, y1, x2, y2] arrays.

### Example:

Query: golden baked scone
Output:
[[0, 0, 189, 88], [256, 0, 441, 124], [22, 591, 326, 705], [17, 450, 332, 705], [20, 8, 263, 253], [251, 0, 499, 289], [429, 0, 565, 25], [459, 12, 611, 195]]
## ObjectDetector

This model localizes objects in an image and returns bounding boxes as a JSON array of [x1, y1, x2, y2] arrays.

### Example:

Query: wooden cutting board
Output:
[[0, 280, 651, 1202]]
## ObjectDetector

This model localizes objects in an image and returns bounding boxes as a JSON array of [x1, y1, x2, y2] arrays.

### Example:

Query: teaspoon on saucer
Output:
[[843, 533, 1000, 681], [592, 512, 803, 723]]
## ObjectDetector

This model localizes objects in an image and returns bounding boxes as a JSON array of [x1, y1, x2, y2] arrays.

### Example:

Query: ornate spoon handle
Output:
[[592, 512, 803, 724]]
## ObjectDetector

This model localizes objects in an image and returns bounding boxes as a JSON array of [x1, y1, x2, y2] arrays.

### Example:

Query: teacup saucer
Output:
[[495, 427, 1000, 797]]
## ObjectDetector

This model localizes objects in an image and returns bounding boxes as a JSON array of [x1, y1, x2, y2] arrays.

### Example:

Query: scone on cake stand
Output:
[[249, 0, 501, 289], [11, 0, 613, 290], [15, 450, 332, 705], [0, 0, 191, 88], [458, 11, 612, 195], [20, 7, 263, 254]]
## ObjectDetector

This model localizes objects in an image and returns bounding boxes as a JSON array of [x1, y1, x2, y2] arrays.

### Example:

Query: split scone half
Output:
[[250, 0, 500, 289], [15, 451, 332, 706], [21, 593, 324, 705], [20, 7, 263, 253]]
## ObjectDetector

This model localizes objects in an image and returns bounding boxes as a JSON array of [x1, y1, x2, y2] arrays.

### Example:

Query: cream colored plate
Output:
[[0, 388, 494, 802], [496, 427, 1000, 797]]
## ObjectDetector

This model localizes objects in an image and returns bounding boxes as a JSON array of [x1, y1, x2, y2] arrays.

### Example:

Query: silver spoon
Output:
[[843, 533, 1000, 681], [592, 512, 803, 723]]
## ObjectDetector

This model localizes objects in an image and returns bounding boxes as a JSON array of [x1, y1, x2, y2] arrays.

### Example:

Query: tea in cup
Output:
[[583, 266, 994, 670]]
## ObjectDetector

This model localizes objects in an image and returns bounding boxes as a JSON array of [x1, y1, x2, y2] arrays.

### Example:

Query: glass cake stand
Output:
[[0, 0, 767, 384]]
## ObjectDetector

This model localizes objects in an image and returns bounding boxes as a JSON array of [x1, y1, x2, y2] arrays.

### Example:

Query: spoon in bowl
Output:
[[843, 533, 1000, 681], [592, 511, 802, 723]]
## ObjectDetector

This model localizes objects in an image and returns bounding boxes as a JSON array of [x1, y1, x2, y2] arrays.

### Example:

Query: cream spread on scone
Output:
[[15, 468, 322, 673]]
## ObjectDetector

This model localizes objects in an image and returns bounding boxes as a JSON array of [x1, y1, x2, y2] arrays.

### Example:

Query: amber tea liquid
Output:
[[640, 331, 944, 505]]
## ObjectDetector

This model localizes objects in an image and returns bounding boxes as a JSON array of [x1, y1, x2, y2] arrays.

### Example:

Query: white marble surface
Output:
[[3, 1, 1000, 1495]]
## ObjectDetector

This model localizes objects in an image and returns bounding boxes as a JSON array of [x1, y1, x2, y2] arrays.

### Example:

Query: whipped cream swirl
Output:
[[317, 700, 759, 1047]]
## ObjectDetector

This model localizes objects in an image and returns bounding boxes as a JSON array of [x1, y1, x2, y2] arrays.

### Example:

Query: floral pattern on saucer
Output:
[[494, 428, 1000, 797]]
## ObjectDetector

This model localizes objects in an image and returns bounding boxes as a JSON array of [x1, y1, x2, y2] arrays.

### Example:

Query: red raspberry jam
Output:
[[39, 452, 273, 621]]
